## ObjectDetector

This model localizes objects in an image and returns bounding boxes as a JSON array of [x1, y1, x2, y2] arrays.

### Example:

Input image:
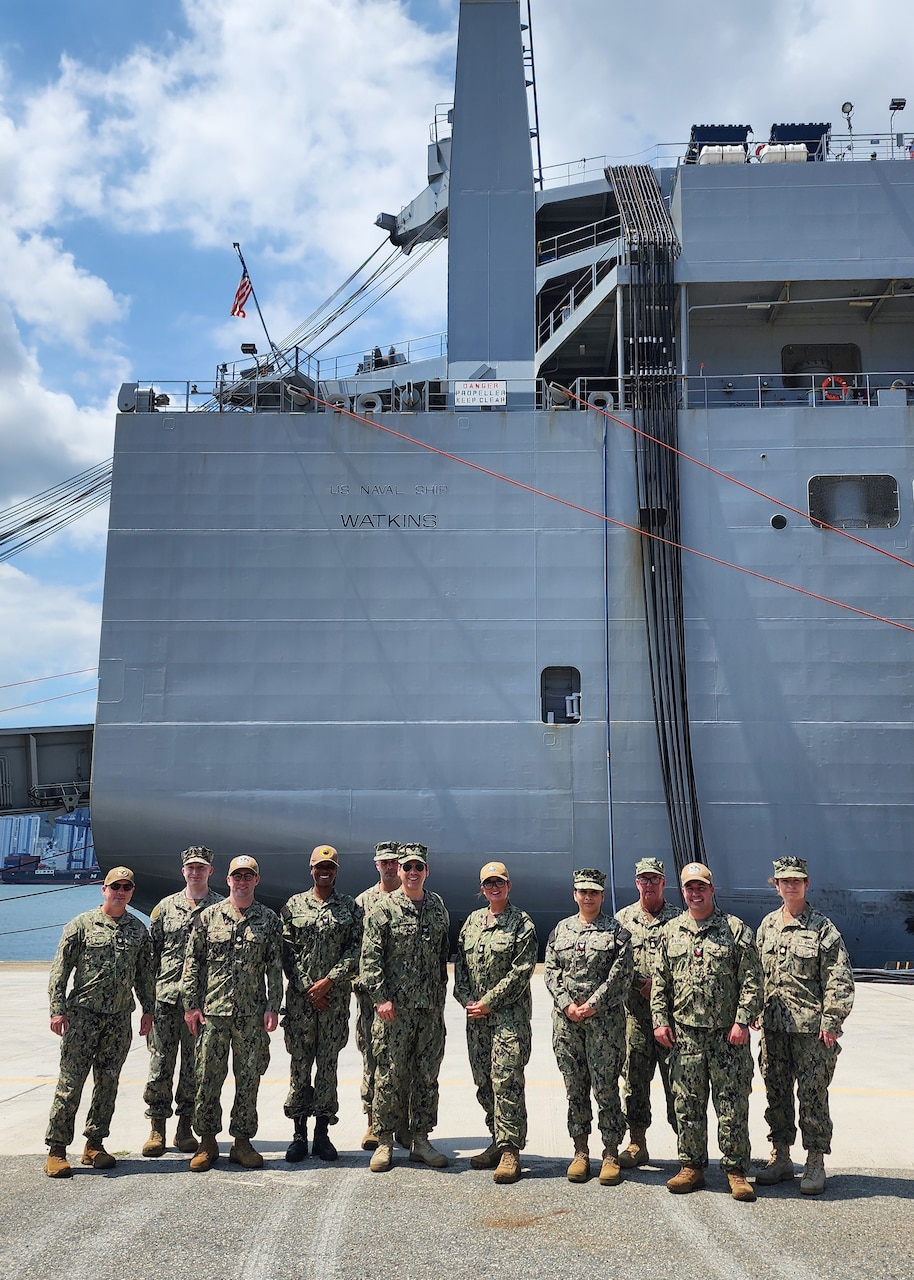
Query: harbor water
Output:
[[0, 884, 148, 962]]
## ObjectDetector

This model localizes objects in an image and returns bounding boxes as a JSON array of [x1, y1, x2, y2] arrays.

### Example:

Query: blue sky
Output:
[[0, 0, 910, 727]]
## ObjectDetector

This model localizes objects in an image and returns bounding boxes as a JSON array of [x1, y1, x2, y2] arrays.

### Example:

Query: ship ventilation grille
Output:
[[607, 166, 706, 879]]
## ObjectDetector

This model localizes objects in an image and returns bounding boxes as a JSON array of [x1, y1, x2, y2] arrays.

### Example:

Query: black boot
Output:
[[285, 1119, 309, 1163], [312, 1116, 338, 1162]]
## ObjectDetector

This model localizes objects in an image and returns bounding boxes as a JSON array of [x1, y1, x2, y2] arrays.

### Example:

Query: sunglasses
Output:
[[401, 862, 425, 872], [230, 871, 256, 881], [108, 882, 134, 892]]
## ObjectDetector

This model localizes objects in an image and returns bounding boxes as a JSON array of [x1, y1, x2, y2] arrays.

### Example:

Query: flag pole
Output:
[[232, 242, 279, 356]]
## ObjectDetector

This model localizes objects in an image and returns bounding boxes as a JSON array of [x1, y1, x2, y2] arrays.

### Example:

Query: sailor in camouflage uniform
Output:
[[652, 861, 762, 1201], [360, 843, 450, 1172], [354, 840, 401, 1150], [545, 869, 633, 1186], [754, 855, 855, 1196], [615, 857, 679, 1168], [182, 854, 283, 1171], [142, 845, 222, 1158], [44, 866, 154, 1178], [280, 844, 362, 1163], [454, 861, 537, 1184]]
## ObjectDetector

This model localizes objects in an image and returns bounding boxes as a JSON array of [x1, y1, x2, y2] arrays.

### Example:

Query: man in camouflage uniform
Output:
[[652, 861, 762, 1201], [545, 869, 633, 1186], [142, 844, 222, 1157], [44, 866, 154, 1177], [360, 842, 450, 1172], [754, 855, 855, 1196], [354, 839, 401, 1149], [454, 861, 537, 1184], [182, 854, 283, 1171], [280, 844, 362, 1163], [615, 856, 680, 1167]]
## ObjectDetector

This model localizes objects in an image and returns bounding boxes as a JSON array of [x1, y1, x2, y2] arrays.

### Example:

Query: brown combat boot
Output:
[[667, 1163, 705, 1194], [599, 1143, 622, 1186], [229, 1136, 264, 1169], [361, 1109, 378, 1151], [493, 1145, 521, 1184], [44, 1145, 72, 1178], [618, 1126, 649, 1169], [800, 1150, 827, 1195], [566, 1134, 590, 1183], [470, 1140, 501, 1170], [81, 1141, 116, 1169], [142, 1117, 167, 1158], [409, 1133, 449, 1168], [174, 1116, 198, 1154], [189, 1134, 219, 1171], [727, 1170, 757, 1202], [755, 1143, 794, 1184], [369, 1131, 394, 1172]]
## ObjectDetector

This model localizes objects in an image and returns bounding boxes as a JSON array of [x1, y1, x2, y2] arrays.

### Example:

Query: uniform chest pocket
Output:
[[788, 933, 820, 975], [701, 939, 733, 973], [207, 926, 234, 950], [665, 937, 691, 968]]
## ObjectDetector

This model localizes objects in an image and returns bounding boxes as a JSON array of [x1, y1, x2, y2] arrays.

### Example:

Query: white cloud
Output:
[[0, 563, 100, 727], [534, 0, 914, 166], [0, 304, 117, 502], [0, 228, 125, 348]]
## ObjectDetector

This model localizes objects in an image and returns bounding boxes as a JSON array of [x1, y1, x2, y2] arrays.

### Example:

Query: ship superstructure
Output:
[[92, 0, 914, 962]]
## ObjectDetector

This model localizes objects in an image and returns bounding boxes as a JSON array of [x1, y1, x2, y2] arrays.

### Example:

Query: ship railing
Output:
[[682, 371, 914, 409], [122, 373, 914, 417], [537, 252, 620, 346], [317, 333, 448, 382], [537, 216, 623, 265], [541, 131, 914, 185]]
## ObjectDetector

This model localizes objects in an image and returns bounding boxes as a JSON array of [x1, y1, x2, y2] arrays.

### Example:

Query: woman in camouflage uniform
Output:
[[455, 861, 537, 1185], [754, 855, 855, 1196], [544, 869, 633, 1185]]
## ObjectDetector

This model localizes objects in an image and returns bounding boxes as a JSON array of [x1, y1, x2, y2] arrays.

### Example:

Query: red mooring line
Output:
[[309, 394, 914, 636]]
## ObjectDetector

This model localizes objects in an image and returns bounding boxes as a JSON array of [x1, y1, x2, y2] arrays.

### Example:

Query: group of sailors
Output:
[[41, 841, 854, 1200]]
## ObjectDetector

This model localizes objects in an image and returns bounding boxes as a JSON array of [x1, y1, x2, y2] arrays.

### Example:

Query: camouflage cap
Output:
[[103, 866, 135, 886], [635, 857, 665, 877], [573, 868, 606, 892], [228, 855, 259, 876], [374, 840, 400, 860], [310, 844, 339, 867], [480, 860, 509, 882], [681, 861, 713, 886], [398, 842, 429, 866], [773, 855, 809, 880], [181, 845, 213, 867]]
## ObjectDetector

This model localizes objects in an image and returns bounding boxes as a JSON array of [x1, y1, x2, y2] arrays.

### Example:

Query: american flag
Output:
[[231, 270, 253, 318]]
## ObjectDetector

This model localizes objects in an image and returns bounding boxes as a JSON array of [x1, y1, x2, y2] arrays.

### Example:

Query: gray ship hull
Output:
[[91, 396, 914, 962]]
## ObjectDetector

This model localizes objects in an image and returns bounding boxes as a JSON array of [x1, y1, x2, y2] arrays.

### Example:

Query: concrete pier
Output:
[[1, 964, 912, 1279]]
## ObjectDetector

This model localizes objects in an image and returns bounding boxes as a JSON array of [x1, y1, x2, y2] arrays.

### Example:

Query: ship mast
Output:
[[446, 0, 536, 391]]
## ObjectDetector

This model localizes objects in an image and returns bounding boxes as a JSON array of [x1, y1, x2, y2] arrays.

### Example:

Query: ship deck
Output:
[[1, 964, 911, 1279]]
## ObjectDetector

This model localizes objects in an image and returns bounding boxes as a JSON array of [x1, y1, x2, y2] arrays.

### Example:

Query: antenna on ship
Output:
[[231, 242, 279, 357], [522, 0, 544, 191]]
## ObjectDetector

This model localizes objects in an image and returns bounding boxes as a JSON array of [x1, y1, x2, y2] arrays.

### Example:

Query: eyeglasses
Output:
[[230, 871, 256, 881], [636, 876, 663, 886], [482, 878, 506, 889], [401, 862, 425, 872], [108, 882, 134, 892]]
